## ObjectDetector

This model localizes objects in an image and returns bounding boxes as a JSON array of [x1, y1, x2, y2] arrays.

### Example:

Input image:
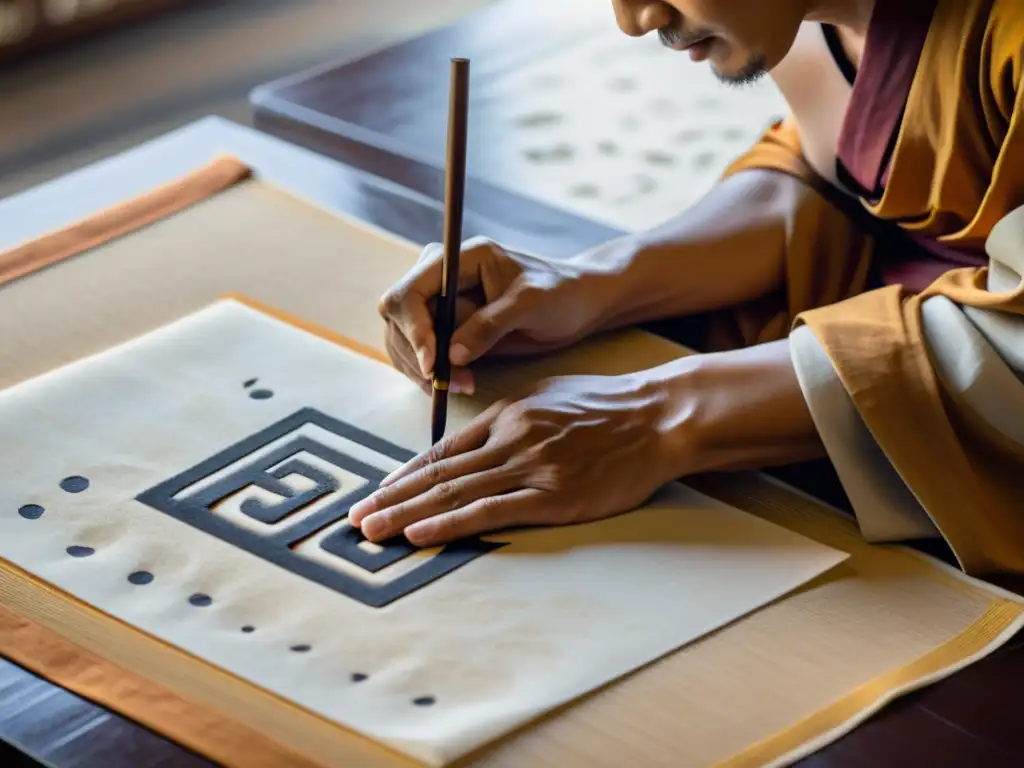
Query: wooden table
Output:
[[1, 117, 1023, 765]]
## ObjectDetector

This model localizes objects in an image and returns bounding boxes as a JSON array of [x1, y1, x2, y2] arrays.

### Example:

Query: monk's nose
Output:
[[610, 0, 675, 37]]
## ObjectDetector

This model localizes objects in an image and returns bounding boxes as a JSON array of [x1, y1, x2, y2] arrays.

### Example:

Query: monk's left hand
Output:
[[347, 374, 684, 547]]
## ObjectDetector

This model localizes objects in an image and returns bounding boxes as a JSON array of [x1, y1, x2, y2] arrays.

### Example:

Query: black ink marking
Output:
[[568, 183, 600, 199], [128, 571, 154, 585], [18, 504, 43, 520], [633, 175, 658, 194], [675, 128, 705, 143], [241, 625, 256, 633], [66, 545, 94, 558], [514, 111, 562, 128], [249, 389, 274, 400], [693, 151, 717, 170], [350, 672, 368, 683], [60, 476, 89, 493], [522, 144, 574, 163], [644, 150, 676, 167], [290, 644, 311, 653], [136, 409, 506, 609], [413, 696, 436, 707], [243, 378, 258, 388], [189, 593, 212, 607]]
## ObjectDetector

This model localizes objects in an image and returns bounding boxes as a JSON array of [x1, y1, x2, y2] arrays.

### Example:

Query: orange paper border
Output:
[[0, 155, 251, 286]]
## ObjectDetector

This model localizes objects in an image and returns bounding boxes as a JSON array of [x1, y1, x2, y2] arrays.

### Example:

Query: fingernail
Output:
[[404, 521, 429, 544], [416, 348, 430, 376], [450, 343, 470, 366], [450, 381, 462, 394], [349, 497, 375, 520], [362, 515, 385, 540]]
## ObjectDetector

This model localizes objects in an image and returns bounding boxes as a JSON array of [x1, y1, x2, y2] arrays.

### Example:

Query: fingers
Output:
[[404, 489, 546, 547], [379, 238, 521, 382], [385, 322, 475, 395], [379, 402, 502, 488], [357, 463, 519, 542], [448, 283, 534, 366]]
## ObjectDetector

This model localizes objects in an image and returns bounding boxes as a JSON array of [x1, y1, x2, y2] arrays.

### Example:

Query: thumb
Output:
[[448, 287, 532, 366]]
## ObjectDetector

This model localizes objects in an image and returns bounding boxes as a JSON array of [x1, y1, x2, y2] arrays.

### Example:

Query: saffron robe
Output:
[[720, 0, 1024, 575]]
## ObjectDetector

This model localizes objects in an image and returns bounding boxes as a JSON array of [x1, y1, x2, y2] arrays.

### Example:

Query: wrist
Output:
[[566, 235, 657, 333], [641, 341, 825, 480]]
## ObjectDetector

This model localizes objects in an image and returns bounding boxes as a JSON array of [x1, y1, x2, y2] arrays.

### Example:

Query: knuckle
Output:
[[421, 458, 448, 484], [378, 290, 403, 319], [433, 480, 462, 511], [475, 494, 504, 523], [417, 242, 443, 265], [461, 235, 499, 253]]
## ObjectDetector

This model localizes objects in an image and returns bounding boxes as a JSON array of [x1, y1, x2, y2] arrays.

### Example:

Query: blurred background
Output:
[[0, 0, 490, 199]]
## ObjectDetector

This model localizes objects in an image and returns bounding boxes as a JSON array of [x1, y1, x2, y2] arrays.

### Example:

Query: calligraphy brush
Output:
[[432, 57, 471, 445]]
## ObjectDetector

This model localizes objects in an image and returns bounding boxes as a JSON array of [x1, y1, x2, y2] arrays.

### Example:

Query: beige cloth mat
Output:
[[1, 167, 1022, 768]]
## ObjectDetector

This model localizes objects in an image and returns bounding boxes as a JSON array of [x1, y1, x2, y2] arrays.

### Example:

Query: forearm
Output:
[[571, 169, 812, 333], [647, 339, 825, 478]]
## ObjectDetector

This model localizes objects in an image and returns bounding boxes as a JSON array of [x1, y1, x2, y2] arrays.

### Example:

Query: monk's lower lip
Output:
[[688, 38, 713, 62]]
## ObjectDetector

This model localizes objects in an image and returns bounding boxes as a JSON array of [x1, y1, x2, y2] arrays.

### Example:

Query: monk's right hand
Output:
[[378, 237, 599, 395]]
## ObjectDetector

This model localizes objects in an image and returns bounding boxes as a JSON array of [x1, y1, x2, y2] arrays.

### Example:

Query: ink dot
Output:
[[412, 696, 436, 707], [290, 644, 312, 653], [127, 571, 153, 585], [189, 593, 212, 607], [18, 504, 44, 520], [241, 625, 255, 633], [350, 672, 368, 683], [248, 389, 274, 400], [243, 378, 258, 388], [60, 476, 89, 493], [66, 545, 94, 558]]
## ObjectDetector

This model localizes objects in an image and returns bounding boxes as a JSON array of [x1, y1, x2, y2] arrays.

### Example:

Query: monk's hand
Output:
[[378, 237, 613, 397], [347, 374, 683, 547]]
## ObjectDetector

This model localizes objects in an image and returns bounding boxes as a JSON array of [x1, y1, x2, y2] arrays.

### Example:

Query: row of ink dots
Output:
[[16, 473, 437, 708]]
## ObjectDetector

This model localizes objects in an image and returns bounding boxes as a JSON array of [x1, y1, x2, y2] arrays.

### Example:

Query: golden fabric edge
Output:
[[716, 600, 1024, 767], [0, 601, 322, 768], [0, 155, 252, 287]]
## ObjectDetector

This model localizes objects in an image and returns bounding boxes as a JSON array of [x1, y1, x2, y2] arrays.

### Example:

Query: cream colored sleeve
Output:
[[789, 205, 1024, 546]]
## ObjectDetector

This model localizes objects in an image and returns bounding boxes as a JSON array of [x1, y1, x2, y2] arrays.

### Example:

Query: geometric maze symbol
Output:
[[136, 408, 504, 608]]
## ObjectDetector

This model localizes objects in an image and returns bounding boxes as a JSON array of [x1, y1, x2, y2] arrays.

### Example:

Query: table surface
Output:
[[1, 13, 1024, 763]]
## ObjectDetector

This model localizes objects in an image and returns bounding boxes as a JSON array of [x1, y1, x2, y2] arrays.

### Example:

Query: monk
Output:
[[349, 0, 1024, 575]]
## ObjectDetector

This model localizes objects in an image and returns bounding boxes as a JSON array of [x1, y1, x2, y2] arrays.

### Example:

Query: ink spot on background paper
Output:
[[66, 545, 94, 558], [241, 625, 255, 633], [189, 593, 213, 607], [290, 644, 312, 653], [18, 504, 44, 520], [128, 571, 154, 585], [514, 111, 563, 129], [350, 672, 368, 683], [60, 476, 89, 493], [249, 389, 274, 400], [243, 378, 258, 388], [412, 696, 436, 707]]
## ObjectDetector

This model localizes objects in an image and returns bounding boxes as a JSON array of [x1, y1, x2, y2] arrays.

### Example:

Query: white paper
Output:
[[0, 300, 846, 765], [467, 0, 788, 232]]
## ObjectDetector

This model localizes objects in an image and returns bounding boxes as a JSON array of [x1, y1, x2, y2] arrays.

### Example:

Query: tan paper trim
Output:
[[0, 155, 252, 286], [0, 602, 322, 768]]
